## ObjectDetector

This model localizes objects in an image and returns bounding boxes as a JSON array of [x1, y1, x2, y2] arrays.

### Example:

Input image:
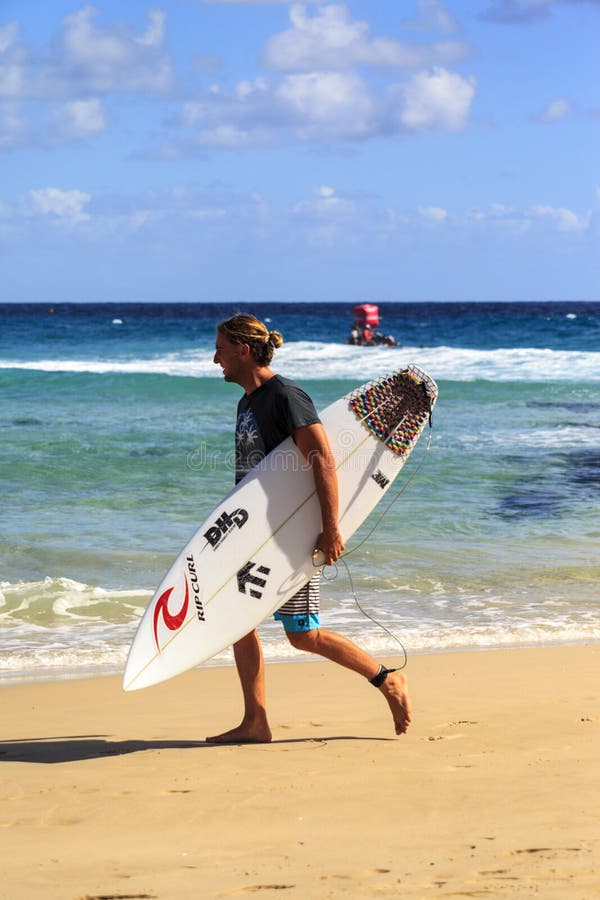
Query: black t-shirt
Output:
[[235, 375, 320, 483]]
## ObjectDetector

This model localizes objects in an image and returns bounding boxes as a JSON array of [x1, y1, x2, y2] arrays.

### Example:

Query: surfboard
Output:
[[123, 365, 438, 691]]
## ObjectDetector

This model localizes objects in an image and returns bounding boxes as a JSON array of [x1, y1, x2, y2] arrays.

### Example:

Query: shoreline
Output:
[[2, 636, 598, 688], [2, 643, 599, 898]]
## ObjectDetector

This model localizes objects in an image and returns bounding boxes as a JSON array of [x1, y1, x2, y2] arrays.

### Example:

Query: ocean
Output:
[[1, 301, 599, 684]]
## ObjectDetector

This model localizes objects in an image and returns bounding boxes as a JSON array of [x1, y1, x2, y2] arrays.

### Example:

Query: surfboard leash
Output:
[[314, 367, 437, 673], [340, 554, 408, 673], [318, 424, 435, 673], [344, 425, 434, 560]]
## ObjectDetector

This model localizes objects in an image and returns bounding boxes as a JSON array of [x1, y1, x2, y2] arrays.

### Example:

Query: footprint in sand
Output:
[[217, 885, 295, 895], [510, 847, 582, 857], [81, 894, 156, 899], [423, 720, 479, 742]]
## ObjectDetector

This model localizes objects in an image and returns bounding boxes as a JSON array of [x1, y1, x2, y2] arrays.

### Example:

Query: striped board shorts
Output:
[[273, 572, 321, 632]]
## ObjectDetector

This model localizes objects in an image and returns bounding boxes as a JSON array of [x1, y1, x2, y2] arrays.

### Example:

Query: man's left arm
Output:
[[293, 423, 344, 566]]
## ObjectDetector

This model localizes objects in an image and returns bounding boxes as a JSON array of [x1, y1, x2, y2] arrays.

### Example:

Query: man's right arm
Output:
[[293, 423, 344, 566]]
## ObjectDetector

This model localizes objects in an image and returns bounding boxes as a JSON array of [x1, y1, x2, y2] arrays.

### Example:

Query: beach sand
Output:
[[1, 645, 599, 899]]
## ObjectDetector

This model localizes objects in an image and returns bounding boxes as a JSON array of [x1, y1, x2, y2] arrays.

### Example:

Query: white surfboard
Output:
[[123, 366, 438, 691]]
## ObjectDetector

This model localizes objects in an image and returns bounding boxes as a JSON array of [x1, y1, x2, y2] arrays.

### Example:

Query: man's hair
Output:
[[217, 313, 284, 366]]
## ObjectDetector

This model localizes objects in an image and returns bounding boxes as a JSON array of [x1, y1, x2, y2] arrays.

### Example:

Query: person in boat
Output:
[[373, 330, 398, 347], [348, 323, 361, 345], [348, 320, 375, 345], [348, 323, 398, 347]]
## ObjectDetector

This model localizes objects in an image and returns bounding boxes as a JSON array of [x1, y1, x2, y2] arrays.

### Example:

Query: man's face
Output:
[[213, 333, 247, 384]]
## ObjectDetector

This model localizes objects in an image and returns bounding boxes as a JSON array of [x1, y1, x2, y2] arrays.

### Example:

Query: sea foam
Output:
[[1, 342, 598, 382]]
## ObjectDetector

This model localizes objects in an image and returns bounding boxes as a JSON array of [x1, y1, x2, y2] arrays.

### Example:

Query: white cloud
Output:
[[0, 61, 24, 98], [288, 184, 418, 249], [196, 124, 262, 147], [467, 203, 530, 233], [0, 21, 20, 55], [276, 71, 375, 139], [23, 187, 91, 225], [0, 8, 173, 150], [294, 184, 357, 220], [419, 205, 448, 223], [292, 184, 363, 247], [123, 209, 160, 232], [176, 70, 379, 147], [534, 97, 571, 123], [236, 77, 269, 99], [5, 6, 173, 101], [181, 101, 204, 126], [0, 101, 28, 148], [185, 207, 227, 220], [394, 67, 476, 132], [265, 3, 369, 70], [5, 183, 594, 255], [52, 6, 173, 94], [176, 60, 477, 148], [5, 5, 477, 153], [85, 184, 271, 236], [53, 98, 107, 139], [529, 204, 590, 231], [0, 22, 26, 98], [263, 3, 470, 71], [465, 202, 591, 234], [135, 9, 166, 48]]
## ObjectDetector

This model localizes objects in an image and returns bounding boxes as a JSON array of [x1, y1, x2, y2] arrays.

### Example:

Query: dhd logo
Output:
[[371, 469, 390, 490], [204, 508, 249, 549]]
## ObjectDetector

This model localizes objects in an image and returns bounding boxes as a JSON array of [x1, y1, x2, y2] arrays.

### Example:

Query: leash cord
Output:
[[343, 427, 433, 560], [320, 429, 434, 669]]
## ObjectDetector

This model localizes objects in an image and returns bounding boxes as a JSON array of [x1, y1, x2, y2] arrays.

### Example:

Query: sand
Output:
[[1, 644, 599, 899]]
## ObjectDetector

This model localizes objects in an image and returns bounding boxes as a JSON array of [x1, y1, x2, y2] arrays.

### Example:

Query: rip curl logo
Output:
[[204, 508, 249, 550], [153, 580, 189, 652], [152, 554, 205, 652], [187, 553, 206, 623]]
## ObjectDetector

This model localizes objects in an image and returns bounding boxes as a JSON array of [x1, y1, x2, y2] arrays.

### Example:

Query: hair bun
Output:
[[268, 330, 284, 349]]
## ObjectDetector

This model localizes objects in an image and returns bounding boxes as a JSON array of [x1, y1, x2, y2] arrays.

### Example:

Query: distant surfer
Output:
[[207, 313, 412, 743]]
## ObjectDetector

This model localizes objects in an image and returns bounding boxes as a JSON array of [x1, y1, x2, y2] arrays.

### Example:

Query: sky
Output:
[[0, 0, 598, 304]]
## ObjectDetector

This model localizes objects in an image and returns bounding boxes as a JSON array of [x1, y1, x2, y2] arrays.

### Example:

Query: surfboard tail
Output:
[[348, 365, 438, 456]]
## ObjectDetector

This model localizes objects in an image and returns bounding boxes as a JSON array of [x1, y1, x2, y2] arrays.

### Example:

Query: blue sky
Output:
[[1, 0, 598, 303]]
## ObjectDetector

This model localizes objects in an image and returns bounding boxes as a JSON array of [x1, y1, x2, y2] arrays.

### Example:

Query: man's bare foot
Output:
[[380, 671, 412, 735], [205, 719, 272, 744]]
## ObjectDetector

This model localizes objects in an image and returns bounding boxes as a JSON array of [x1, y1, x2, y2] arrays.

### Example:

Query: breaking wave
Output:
[[1, 341, 598, 383]]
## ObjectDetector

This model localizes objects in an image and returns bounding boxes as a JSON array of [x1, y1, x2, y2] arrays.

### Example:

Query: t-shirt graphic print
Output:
[[235, 408, 265, 482]]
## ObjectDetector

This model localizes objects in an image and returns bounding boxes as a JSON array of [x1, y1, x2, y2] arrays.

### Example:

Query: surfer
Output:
[[207, 313, 412, 743]]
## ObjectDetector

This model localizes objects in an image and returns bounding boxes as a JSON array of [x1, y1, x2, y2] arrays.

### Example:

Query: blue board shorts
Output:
[[273, 573, 321, 632]]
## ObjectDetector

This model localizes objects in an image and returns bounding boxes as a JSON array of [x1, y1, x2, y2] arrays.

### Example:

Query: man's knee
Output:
[[286, 628, 319, 651]]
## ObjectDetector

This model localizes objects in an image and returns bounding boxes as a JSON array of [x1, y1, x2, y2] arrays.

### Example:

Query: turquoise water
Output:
[[1, 302, 599, 682]]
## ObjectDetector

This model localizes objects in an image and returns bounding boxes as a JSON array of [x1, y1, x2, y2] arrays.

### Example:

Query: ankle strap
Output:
[[369, 664, 394, 688]]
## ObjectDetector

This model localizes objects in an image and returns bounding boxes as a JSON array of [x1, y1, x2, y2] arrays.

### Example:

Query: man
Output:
[[207, 313, 412, 743]]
